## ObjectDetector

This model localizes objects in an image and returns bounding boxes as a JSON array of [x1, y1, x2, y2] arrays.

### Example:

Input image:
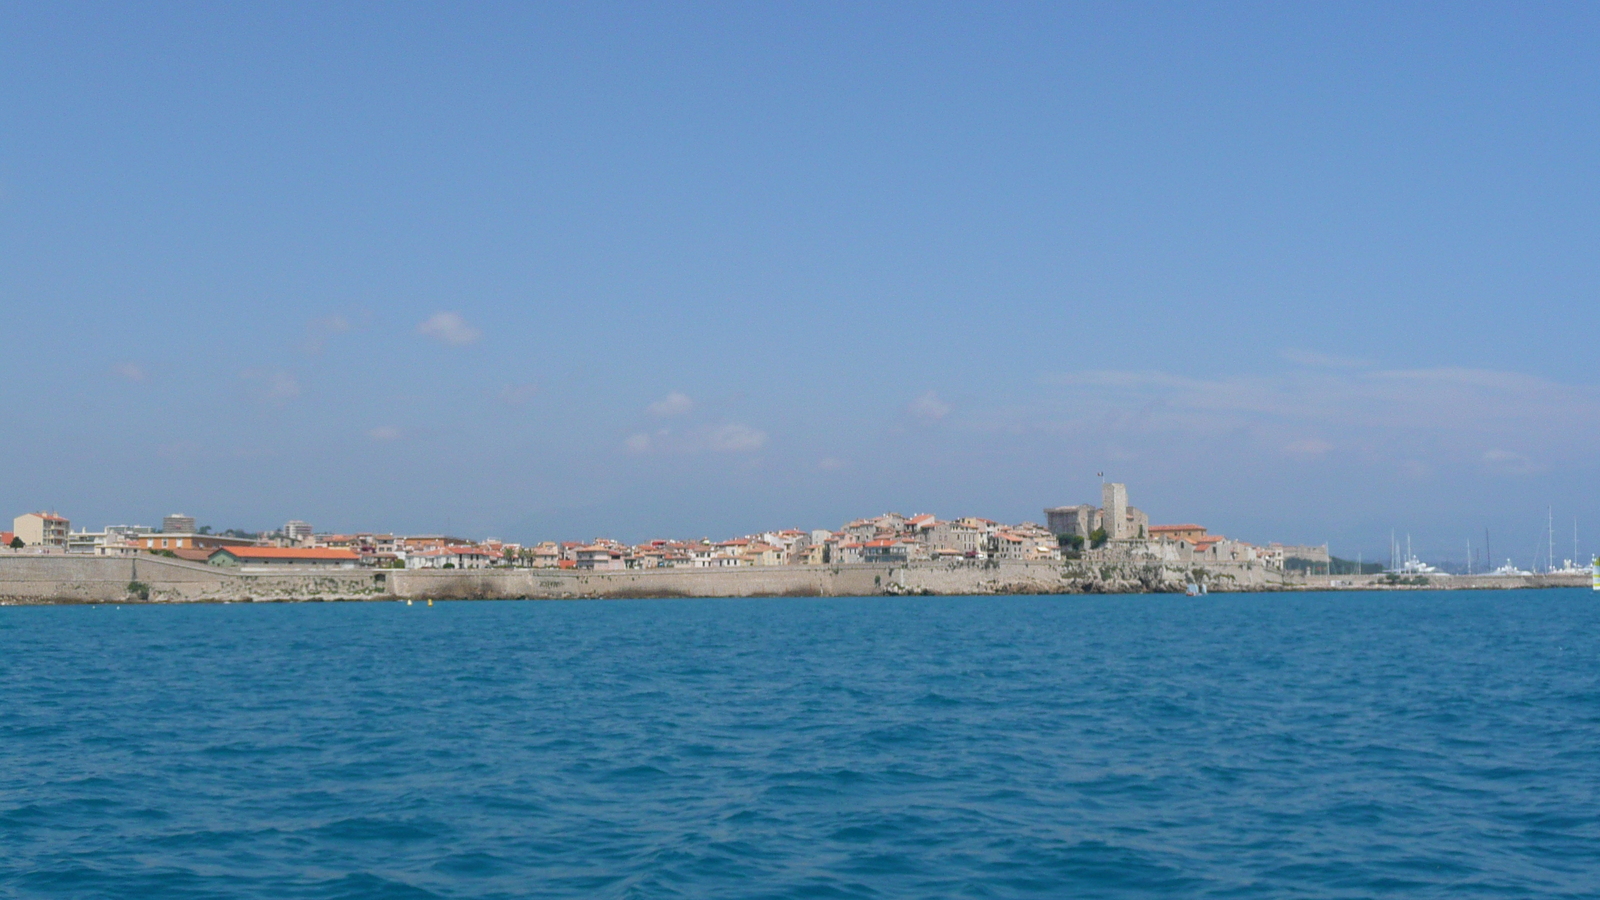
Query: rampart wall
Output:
[[0, 553, 1587, 605]]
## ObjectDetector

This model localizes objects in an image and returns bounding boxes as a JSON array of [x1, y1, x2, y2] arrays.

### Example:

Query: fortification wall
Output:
[[0, 554, 235, 602], [0, 555, 390, 604], [1, 555, 1588, 605], [390, 564, 890, 599], [886, 560, 1075, 594]]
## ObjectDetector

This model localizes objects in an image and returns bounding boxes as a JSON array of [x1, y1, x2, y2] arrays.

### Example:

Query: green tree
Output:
[[1089, 527, 1109, 549], [8, 536, 22, 549]]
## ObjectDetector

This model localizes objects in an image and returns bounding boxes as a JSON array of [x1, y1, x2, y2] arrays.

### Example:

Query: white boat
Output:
[[1391, 553, 1444, 576], [1491, 560, 1532, 577]]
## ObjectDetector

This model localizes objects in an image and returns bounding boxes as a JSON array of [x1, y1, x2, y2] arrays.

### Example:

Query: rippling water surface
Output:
[[2, 591, 1598, 898]]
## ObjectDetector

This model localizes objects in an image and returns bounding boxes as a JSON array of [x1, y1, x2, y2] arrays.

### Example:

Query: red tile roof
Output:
[[213, 547, 361, 560]]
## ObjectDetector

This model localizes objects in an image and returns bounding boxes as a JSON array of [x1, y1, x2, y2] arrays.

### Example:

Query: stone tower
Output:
[[1101, 482, 1129, 540]]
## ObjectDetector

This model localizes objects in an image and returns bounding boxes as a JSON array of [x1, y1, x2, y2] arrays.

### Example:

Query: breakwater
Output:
[[0, 554, 1587, 604]]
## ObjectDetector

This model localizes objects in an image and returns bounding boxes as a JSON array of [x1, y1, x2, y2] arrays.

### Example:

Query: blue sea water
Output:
[[2, 591, 1597, 899]]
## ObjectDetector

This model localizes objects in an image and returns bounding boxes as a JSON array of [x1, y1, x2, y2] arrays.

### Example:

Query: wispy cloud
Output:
[[624, 423, 768, 455], [113, 362, 149, 382], [240, 369, 301, 405], [1025, 365, 1600, 473], [1482, 448, 1542, 476], [708, 423, 767, 452], [417, 312, 481, 347], [909, 391, 951, 422], [648, 391, 695, 418], [302, 315, 354, 355]]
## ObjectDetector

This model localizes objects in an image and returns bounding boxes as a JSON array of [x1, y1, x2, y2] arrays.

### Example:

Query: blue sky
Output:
[[3, 2, 1597, 565]]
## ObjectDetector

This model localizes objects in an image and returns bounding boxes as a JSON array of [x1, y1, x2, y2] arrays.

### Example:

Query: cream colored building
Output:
[[13, 512, 69, 548]]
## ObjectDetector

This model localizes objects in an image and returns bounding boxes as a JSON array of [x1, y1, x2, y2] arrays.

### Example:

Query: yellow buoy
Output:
[[427, 599, 433, 606]]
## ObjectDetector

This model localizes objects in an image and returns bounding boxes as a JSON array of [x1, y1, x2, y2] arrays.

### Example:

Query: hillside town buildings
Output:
[[5, 483, 1328, 573]]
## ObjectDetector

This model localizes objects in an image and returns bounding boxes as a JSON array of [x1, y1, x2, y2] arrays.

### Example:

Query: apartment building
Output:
[[12, 512, 69, 549]]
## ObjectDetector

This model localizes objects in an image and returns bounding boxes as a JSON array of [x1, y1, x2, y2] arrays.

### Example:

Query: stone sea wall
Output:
[[0, 553, 1587, 605]]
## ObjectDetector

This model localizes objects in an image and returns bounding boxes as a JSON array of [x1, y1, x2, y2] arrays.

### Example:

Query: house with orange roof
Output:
[[12, 512, 70, 549], [862, 538, 916, 564], [739, 543, 785, 566], [1150, 524, 1208, 543], [208, 547, 362, 568], [987, 531, 1030, 560]]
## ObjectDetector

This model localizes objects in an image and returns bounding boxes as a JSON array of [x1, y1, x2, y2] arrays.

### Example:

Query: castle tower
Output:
[[1101, 482, 1129, 540]]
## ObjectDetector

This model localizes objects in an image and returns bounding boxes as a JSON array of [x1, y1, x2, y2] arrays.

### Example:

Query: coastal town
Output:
[[4, 484, 1334, 574]]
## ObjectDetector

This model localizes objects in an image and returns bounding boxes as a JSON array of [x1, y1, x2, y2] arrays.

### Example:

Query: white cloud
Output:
[[628, 423, 767, 455], [1021, 363, 1600, 477], [113, 362, 148, 382], [417, 312, 481, 346], [909, 391, 951, 422], [647, 391, 695, 417], [302, 315, 353, 355], [499, 383, 539, 405], [1400, 460, 1434, 480], [1482, 449, 1542, 475], [240, 369, 301, 405], [708, 423, 767, 453], [367, 426, 402, 442]]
